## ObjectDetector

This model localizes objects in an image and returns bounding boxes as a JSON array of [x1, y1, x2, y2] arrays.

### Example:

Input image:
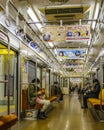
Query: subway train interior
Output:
[[0, 0, 104, 130]]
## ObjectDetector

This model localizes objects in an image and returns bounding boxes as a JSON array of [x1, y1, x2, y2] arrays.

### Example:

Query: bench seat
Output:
[[87, 98, 100, 103], [87, 89, 104, 121], [88, 89, 104, 105], [0, 114, 17, 130]]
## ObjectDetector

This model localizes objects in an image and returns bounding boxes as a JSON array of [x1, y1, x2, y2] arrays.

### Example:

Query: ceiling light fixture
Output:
[[48, 41, 54, 48], [92, 2, 99, 30], [27, 7, 42, 30], [87, 40, 91, 46]]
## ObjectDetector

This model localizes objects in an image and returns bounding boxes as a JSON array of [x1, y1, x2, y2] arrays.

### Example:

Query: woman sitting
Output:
[[36, 89, 50, 119]]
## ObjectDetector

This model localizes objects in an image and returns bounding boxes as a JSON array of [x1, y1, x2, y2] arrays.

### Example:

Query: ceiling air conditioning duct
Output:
[[18, 0, 27, 1], [45, 7, 83, 15], [49, 0, 69, 4]]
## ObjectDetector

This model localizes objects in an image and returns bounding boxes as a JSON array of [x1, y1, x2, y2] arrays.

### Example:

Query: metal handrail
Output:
[[20, 83, 35, 85], [0, 80, 8, 83]]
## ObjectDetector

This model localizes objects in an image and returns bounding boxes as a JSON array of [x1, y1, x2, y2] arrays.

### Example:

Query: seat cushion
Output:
[[0, 114, 17, 130], [88, 98, 99, 103]]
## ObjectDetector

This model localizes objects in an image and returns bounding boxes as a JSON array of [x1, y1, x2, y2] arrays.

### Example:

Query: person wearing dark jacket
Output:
[[81, 79, 101, 108], [29, 78, 50, 119], [53, 82, 63, 101]]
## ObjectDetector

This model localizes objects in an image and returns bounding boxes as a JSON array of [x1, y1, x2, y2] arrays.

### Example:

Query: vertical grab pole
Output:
[[90, 68, 93, 87], [7, 33, 10, 115], [6, 0, 11, 115], [35, 56, 37, 96], [82, 74, 84, 88], [99, 56, 104, 112]]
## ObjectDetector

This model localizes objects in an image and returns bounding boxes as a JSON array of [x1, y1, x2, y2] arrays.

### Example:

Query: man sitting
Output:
[[81, 79, 101, 108]]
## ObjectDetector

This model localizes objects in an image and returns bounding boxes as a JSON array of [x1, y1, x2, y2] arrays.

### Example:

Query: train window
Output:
[[37, 67, 42, 88], [28, 61, 36, 83]]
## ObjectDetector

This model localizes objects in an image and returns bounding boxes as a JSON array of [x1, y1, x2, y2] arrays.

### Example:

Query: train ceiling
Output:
[[27, 0, 95, 76], [0, 0, 102, 77]]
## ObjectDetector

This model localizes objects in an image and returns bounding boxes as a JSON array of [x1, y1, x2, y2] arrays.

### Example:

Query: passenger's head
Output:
[[54, 81, 59, 86], [93, 79, 99, 84], [31, 78, 40, 85], [37, 90, 42, 96], [41, 88, 45, 93], [54, 81, 58, 84], [59, 51, 64, 56]]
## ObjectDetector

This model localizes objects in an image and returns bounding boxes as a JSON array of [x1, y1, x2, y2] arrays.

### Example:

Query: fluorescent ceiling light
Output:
[[92, 21, 96, 30], [54, 49, 57, 55], [92, 3, 99, 30], [27, 7, 42, 30], [46, 4, 82, 8], [21, 50, 27, 54], [48, 42, 54, 47], [87, 40, 91, 46], [59, 59, 63, 61], [28, 52, 33, 56], [98, 49, 104, 57], [86, 48, 88, 55]]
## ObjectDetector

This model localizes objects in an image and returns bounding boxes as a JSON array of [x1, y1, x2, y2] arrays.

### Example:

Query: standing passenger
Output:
[[53, 82, 63, 101]]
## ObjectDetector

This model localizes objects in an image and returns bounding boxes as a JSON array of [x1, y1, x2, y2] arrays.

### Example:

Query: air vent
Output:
[[18, 0, 27, 1], [45, 7, 83, 15], [54, 15, 75, 20], [49, 0, 68, 3], [54, 15, 75, 18]]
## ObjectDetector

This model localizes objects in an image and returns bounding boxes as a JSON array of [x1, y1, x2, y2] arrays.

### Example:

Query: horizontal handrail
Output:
[[0, 80, 8, 83], [20, 82, 35, 85]]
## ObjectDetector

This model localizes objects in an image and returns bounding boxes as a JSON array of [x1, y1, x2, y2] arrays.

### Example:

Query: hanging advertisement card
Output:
[[57, 49, 86, 59], [66, 25, 90, 42]]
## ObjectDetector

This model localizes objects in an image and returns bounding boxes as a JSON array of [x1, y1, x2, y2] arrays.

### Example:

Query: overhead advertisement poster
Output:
[[57, 49, 86, 59], [66, 25, 90, 42], [41, 25, 66, 42], [63, 62, 83, 72], [70, 78, 82, 83]]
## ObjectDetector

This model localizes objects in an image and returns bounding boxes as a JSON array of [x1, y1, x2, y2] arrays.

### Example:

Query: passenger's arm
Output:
[[92, 84, 100, 94]]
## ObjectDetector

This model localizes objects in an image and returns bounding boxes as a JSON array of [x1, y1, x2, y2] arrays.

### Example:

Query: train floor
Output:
[[12, 92, 104, 130]]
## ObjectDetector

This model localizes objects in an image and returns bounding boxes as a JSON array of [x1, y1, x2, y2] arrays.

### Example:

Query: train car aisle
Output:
[[13, 93, 104, 130]]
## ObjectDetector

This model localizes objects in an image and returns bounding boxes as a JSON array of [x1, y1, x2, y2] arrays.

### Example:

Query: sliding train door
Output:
[[0, 43, 17, 115]]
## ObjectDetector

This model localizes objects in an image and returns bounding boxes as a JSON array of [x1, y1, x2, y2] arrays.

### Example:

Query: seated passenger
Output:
[[79, 82, 91, 94], [81, 79, 101, 108], [29, 78, 50, 119], [29, 78, 40, 107]]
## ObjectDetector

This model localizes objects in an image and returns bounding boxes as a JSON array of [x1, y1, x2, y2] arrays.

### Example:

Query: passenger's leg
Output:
[[82, 93, 92, 108], [82, 96, 88, 108], [38, 100, 50, 118], [39, 100, 50, 112], [59, 93, 63, 101]]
